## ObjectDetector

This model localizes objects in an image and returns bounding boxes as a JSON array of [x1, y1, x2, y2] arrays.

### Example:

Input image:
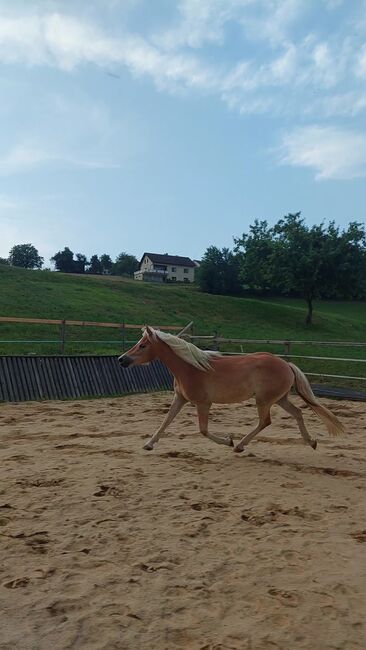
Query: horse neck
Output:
[[153, 339, 192, 378]]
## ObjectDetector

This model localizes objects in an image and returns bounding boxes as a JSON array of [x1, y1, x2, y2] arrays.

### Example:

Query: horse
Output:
[[118, 326, 344, 453]]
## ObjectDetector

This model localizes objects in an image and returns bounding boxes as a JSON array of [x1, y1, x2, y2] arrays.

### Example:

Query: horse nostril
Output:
[[119, 355, 132, 368]]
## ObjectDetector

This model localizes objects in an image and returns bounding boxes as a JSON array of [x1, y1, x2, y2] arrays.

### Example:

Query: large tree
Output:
[[234, 220, 275, 292], [88, 254, 103, 274], [271, 214, 366, 325], [8, 243, 43, 269], [197, 246, 241, 295], [74, 253, 88, 274], [113, 252, 139, 276], [51, 248, 88, 273], [51, 247, 75, 273], [100, 254, 113, 274], [235, 213, 366, 325]]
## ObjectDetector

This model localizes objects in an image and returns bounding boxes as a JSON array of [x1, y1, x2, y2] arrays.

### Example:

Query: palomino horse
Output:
[[119, 327, 344, 453]]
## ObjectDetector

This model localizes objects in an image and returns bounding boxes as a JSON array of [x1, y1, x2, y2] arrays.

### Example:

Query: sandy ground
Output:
[[0, 392, 365, 650]]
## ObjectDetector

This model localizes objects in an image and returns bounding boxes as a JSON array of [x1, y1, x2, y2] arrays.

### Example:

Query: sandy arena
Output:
[[1, 392, 366, 650]]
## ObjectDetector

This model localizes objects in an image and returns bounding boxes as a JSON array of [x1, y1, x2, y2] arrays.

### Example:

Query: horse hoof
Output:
[[233, 445, 244, 453], [311, 440, 317, 450], [228, 437, 234, 447], [143, 442, 154, 451]]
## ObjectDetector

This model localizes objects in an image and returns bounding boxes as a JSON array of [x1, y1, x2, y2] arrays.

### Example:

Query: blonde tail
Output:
[[289, 363, 344, 437]]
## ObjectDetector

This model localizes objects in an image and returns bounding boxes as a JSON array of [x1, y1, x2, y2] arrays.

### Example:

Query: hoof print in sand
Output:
[[268, 587, 301, 607], [3, 577, 30, 589], [350, 530, 366, 543]]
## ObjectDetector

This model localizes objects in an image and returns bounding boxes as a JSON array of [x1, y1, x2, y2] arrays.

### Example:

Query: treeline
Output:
[[197, 213, 366, 324], [0, 245, 139, 277]]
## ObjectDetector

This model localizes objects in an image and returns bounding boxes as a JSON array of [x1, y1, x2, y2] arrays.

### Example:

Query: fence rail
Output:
[[0, 316, 187, 354], [183, 334, 366, 386], [187, 335, 366, 347], [0, 316, 182, 330]]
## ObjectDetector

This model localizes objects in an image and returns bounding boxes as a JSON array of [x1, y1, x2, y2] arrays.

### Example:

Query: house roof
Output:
[[140, 252, 196, 268]]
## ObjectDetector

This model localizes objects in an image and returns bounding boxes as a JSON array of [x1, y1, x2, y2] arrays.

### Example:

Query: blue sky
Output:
[[0, 0, 365, 265]]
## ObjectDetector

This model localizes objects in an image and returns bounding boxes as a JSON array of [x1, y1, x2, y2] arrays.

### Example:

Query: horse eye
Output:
[[139, 344, 146, 349]]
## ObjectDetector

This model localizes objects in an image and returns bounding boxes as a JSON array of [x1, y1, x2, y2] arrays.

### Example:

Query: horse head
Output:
[[118, 326, 157, 368]]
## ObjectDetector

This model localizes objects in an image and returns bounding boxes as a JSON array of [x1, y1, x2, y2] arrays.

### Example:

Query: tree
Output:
[[8, 243, 43, 269], [74, 253, 88, 274], [235, 213, 366, 325], [113, 252, 139, 276], [234, 220, 275, 292], [197, 246, 241, 295], [322, 221, 366, 300], [0, 257, 9, 265], [271, 213, 330, 325], [50, 248, 88, 273], [271, 214, 366, 325], [51, 247, 75, 273], [100, 254, 113, 274], [88, 254, 103, 274]]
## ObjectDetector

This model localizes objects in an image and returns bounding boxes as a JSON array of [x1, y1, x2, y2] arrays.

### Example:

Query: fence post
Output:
[[121, 321, 125, 352], [213, 330, 219, 351], [60, 320, 66, 355], [177, 321, 194, 338], [284, 340, 291, 358]]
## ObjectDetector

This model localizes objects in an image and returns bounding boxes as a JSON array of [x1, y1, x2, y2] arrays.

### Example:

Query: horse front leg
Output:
[[197, 404, 233, 447], [143, 392, 187, 450]]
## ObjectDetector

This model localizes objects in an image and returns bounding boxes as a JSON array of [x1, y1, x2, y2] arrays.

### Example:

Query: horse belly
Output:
[[210, 378, 254, 404]]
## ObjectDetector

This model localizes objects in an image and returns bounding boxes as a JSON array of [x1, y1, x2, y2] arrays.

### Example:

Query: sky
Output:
[[0, 0, 366, 265]]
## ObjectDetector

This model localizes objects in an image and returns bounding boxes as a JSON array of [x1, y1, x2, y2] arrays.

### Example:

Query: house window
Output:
[[171, 267, 176, 272], [171, 277, 176, 281], [184, 278, 189, 283], [184, 268, 189, 273]]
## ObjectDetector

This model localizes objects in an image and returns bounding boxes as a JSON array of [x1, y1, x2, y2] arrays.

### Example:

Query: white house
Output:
[[134, 252, 197, 283]]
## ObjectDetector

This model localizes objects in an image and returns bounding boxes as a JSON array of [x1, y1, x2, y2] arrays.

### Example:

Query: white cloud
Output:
[[305, 91, 366, 117], [0, 145, 52, 173], [356, 44, 366, 78], [0, 11, 217, 93], [0, 2, 365, 123], [154, 0, 254, 50], [279, 125, 366, 180], [324, 0, 344, 8], [0, 143, 119, 174], [239, 0, 305, 46]]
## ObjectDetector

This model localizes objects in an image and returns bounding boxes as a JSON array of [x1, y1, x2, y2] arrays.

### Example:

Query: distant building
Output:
[[134, 252, 196, 283]]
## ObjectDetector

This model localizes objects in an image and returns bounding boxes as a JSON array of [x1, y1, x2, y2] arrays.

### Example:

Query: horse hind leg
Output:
[[277, 395, 317, 450], [234, 402, 272, 453]]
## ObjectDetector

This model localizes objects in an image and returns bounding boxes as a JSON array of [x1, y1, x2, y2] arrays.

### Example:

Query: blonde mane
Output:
[[145, 327, 221, 371]]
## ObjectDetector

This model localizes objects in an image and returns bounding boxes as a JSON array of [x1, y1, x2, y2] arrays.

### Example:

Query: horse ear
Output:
[[145, 325, 153, 339]]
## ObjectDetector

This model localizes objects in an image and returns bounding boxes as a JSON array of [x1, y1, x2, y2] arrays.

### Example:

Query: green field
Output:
[[0, 264, 365, 389]]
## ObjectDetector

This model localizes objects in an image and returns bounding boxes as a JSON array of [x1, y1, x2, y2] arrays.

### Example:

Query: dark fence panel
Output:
[[0, 356, 173, 402]]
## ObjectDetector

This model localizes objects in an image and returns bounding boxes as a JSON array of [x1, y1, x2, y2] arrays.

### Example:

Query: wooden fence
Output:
[[184, 335, 366, 385], [0, 316, 185, 354]]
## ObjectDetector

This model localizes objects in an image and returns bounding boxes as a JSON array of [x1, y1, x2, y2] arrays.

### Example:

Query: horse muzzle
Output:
[[118, 355, 133, 368]]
